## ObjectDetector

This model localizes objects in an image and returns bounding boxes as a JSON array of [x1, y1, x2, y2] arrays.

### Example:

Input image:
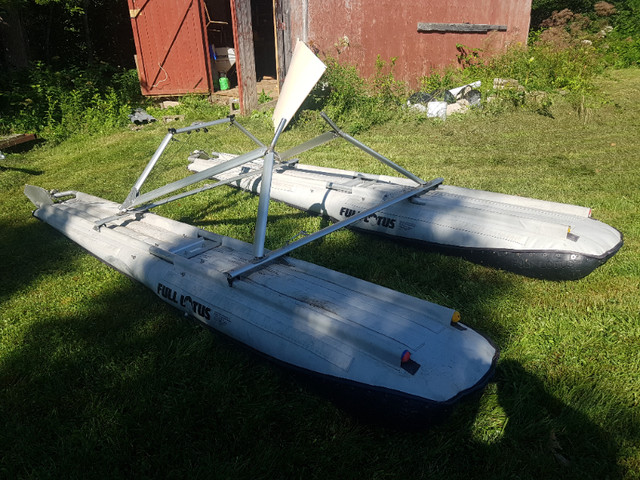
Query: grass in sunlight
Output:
[[1, 70, 639, 479]]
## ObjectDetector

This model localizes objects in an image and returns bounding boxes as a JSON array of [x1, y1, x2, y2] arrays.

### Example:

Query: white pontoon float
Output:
[[24, 42, 497, 426], [187, 114, 622, 281]]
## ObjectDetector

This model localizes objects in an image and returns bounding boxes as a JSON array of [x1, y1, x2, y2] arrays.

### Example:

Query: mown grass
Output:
[[1, 70, 639, 479]]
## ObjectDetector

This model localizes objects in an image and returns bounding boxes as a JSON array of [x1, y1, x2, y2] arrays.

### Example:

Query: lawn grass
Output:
[[1, 70, 639, 479]]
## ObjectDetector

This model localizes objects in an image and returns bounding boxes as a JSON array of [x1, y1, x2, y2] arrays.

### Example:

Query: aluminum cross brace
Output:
[[226, 177, 444, 283]]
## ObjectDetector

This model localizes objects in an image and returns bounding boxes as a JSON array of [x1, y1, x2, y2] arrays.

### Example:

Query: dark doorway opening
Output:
[[203, 0, 236, 89], [251, 0, 276, 80]]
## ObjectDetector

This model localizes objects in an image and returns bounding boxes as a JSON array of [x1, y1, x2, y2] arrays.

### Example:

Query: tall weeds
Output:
[[305, 56, 408, 134], [0, 63, 142, 143]]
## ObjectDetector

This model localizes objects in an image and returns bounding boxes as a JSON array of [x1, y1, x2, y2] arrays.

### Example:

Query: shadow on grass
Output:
[[0, 203, 627, 478], [0, 165, 43, 175], [188, 208, 312, 233], [0, 278, 625, 479], [0, 219, 84, 301], [423, 359, 624, 479]]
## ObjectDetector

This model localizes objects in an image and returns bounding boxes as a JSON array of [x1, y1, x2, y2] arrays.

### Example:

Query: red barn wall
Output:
[[300, 0, 531, 87]]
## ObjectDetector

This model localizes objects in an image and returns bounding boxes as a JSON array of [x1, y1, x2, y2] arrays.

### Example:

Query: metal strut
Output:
[[105, 111, 442, 286], [121, 117, 235, 209], [253, 118, 288, 258], [226, 177, 444, 283], [320, 112, 426, 185]]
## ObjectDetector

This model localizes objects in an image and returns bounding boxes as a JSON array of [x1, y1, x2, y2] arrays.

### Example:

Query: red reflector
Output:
[[401, 350, 411, 363]]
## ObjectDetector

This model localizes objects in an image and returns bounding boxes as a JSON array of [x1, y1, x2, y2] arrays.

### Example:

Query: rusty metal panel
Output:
[[303, 0, 532, 88], [128, 0, 213, 96]]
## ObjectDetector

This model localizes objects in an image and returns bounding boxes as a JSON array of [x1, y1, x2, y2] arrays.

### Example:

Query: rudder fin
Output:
[[24, 185, 54, 208]]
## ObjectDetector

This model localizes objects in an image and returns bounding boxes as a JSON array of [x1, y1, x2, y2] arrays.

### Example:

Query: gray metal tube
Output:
[[231, 119, 266, 147], [278, 131, 339, 162], [252, 151, 276, 258], [95, 167, 271, 230], [134, 132, 174, 192], [228, 178, 443, 281], [137, 165, 271, 210], [122, 119, 233, 208], [271, 118, 288, 148], [252, 118, 287, 258], [320, 112, 426, 185], [173, 117, 232, 134], [126, 147, 267, 209], [122, 132, 174, 208]]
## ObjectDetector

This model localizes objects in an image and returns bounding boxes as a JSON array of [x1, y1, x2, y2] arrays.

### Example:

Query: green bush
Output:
[[419, 70, 457, 94], [371, 56, 407, 105], [529, 2, 640, 68], [490, 42, 604, 93], [303, 57, 408, 134], [0, 62, 143, 142], [307, 58, 369, 117], [612, 0, 640, 36], [602, 0, 640, 67]]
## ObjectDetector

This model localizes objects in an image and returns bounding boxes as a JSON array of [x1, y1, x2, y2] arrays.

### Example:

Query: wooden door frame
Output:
[[273, 0, 292, 90], [230, 0, 258, 114], [197, 0, 215, 96]]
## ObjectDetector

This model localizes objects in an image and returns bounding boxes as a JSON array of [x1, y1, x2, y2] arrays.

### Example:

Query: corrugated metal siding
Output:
[[303, 0, 532, 87], [129, 0, 212, 96]]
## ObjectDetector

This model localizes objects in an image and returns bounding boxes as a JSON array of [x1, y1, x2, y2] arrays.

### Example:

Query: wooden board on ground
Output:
[[0, 133, 37, 150]]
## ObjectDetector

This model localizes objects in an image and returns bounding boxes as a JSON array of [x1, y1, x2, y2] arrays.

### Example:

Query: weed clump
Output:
[[0, 63, 142, 143], [594, 1, 617, 17], [412, 2, 639, 119], [303, 56, 408, 134]]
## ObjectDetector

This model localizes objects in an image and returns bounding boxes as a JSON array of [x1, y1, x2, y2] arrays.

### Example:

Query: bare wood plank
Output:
[[231, 0, 258, 114], [417, 22, 507, 33], [0, 133, 37, 150]]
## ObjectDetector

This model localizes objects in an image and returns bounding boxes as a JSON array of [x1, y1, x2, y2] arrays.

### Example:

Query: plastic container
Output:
[[427, 101, 447, 120], [219, 74, 230, 91]]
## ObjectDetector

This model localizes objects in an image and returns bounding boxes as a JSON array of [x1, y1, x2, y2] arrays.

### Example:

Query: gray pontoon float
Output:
[[24, 42, 497, 426], [187, 114, 622, 281]]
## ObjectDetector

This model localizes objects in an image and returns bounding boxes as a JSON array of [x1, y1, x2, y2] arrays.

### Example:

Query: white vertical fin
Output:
[[272, 40, 327, 131]]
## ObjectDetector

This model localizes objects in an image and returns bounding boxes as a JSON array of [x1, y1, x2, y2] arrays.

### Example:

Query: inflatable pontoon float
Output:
[[188, 114, 622, 281]]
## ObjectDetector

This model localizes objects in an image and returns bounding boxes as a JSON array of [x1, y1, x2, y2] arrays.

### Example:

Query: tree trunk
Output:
[[0, 7, 29, 70], [83, 0, 94, 64]]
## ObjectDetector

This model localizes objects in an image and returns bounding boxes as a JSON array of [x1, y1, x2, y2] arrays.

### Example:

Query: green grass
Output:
[[1, 70, 639, 479]]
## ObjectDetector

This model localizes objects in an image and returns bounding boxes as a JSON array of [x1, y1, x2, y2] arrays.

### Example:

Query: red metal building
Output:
[[127, 0, 532, 113]]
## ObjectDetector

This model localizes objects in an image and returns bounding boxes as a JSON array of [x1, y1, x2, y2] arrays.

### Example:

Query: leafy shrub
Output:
[[0, 62, 143, 142], [598, 0, 640, 67], [491, 42, 603, 93], [303, 57, 408, 134], [371, 56, 407, 105], [455, 44, 485, 70], [531, 2, 640, 68], [419, 70, 456, 94], [605, 36, 640, 67], [612, 0, 640, 36], [307, 58, 369, 118]]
